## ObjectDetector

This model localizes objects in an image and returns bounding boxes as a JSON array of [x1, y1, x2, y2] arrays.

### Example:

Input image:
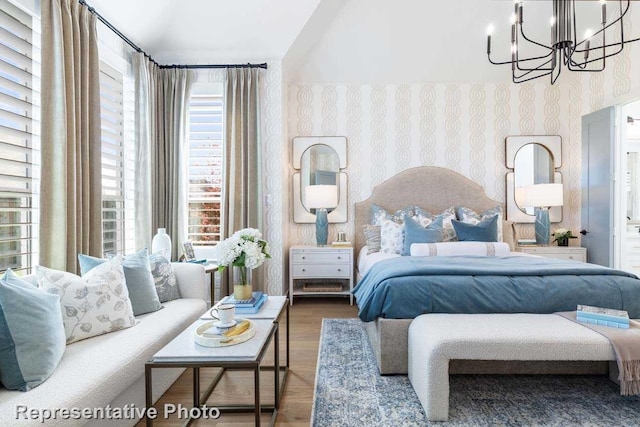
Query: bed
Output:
[[353, 166, 640, 374]]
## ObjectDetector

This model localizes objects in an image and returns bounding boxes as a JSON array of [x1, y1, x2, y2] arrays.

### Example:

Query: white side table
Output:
[[516, 246, 587, 262], [289, 245, 354, 305]]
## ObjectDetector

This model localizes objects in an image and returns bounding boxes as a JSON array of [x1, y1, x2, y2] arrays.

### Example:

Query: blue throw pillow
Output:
[[78, 248, 162, 315], [0, 269, 66, 391], [403, 215, 445, 256], [452, 215, 499, 242]]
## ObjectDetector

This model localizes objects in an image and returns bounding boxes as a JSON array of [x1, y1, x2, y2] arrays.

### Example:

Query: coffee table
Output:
[[145, 296, 289, 426]]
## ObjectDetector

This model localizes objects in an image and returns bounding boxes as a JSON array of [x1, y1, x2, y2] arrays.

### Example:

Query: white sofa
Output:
[[0, 263, 208, 426]]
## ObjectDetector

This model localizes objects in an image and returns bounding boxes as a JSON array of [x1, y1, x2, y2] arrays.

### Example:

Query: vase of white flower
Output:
[[216, 228, 270, 301]]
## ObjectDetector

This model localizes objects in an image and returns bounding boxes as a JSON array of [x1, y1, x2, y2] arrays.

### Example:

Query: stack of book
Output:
[[576, 304, 630, 329], [220, 291, 267, 314]]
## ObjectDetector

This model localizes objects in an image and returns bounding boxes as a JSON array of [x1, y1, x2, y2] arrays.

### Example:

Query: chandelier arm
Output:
[[574, 34, 640, 55], [571, 1, 629, 50], [575, 44, 624, 67], [487, 51, 553, 67], [513, 70, 553, 84], [512, 57, 554, 80], [518, 25, 553, 51]]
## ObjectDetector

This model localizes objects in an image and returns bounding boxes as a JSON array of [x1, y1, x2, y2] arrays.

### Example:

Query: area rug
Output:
[[311, 318, 640, 426]]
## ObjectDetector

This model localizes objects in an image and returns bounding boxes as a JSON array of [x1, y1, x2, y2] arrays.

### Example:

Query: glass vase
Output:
[[232, 266, 253, 301]]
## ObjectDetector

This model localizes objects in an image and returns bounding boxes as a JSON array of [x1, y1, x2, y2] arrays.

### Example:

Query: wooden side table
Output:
[[289, 245, 354, 305], [516, 246, 587, 262]]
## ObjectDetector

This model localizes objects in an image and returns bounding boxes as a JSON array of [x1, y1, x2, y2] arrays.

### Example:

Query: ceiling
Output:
[[86, 0, 640, 83], [88, 0, 322, 64]]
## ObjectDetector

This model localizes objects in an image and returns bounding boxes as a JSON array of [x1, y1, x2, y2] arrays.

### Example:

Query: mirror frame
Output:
[[292, 136, 348, 223], [505, 135, 563, 223]]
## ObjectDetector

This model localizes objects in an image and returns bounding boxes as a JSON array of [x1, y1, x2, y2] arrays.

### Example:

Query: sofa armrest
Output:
[[172, 263, 207, 302]]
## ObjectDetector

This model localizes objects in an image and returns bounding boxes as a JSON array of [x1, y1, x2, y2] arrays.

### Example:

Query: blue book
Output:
[[576, 310, 629, 325], [577, 316, 629, 329], [234, 294, 268, 314], [224, 291, 264, 307]]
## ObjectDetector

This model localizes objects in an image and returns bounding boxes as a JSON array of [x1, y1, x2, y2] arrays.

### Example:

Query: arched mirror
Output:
[[293, 136, 348, 223], [505, 135, 563, 223], [300, 144, 340, 213], [513, 143, 554, 215]]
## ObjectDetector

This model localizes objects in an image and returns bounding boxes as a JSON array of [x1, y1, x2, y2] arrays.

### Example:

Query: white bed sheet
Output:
[[357, 246, 537, 277]]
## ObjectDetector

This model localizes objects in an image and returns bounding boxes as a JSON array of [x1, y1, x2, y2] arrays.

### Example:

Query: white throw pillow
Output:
[[36, 256, 137, 344], [380, 218, 404, 255], [410, 241, 511, 257]]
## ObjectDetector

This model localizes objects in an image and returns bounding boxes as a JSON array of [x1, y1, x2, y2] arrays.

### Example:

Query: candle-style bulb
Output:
[[486, 24, 495, 35]]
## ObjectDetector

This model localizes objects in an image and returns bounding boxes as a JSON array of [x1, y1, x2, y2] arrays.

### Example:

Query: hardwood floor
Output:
[[136, 297, 358, 426]]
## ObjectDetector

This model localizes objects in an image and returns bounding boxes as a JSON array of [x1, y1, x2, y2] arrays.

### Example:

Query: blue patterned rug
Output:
[[311, 319, 640, 426]]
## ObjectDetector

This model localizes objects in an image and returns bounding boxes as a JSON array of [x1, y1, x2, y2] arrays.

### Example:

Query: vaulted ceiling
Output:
[[87, 0, 639, 83]]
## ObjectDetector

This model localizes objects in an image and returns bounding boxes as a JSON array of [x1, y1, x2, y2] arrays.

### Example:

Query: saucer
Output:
[[214, 319, 236, 329]]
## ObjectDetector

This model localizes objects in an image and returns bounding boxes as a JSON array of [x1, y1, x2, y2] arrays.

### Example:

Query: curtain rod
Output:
[[78, 0, 268, 71]]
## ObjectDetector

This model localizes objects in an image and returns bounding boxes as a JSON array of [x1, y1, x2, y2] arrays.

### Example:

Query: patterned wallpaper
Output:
[[289, 82, 580, 245]]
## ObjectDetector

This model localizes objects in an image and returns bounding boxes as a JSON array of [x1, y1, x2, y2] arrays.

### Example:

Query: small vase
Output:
[[557, 237, 569, 247], [232, 266, 253, 301], [151, 228, 172, 260]]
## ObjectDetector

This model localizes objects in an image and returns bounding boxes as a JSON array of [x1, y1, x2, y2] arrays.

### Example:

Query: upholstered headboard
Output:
[[354, 166, 514, 255]]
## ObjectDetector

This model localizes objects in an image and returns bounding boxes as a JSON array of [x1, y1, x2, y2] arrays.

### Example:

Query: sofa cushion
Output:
[[149, 253, 181, 303], [79, 248, 162, 315], [0, 298, 206, 426], [37, 257, 137, 344], [0, 270, 66, 391]]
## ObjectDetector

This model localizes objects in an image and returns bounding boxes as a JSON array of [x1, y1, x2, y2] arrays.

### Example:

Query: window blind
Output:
[[188, 94, 223, 246], [0, 0, 40, 274], [99, 62, 129, 256]]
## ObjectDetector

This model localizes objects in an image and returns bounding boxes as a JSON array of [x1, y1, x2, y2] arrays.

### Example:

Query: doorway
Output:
[[621, 100, 640, 276]]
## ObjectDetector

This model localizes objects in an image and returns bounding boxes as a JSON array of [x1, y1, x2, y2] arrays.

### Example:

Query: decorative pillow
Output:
[[370, 204, 414, 226], [414, 207, 457, 242], [79, 248, 162, 316], [380, 218, 404, 255], [452, 216, 499, 242], [37, 257, 137, 344], [402, 216, 444, 256], [410, 241, 511, 257], [362, 224, 382, 255], [0, 270, 66, 391], [149, 253, 181, 303], [455, 206, 504, 241]]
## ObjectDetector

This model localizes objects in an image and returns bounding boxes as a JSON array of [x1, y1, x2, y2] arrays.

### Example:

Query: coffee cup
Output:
[[210, 303, 235, 325]]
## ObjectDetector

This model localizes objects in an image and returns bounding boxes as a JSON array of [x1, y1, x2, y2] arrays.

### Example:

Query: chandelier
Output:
[[487, 0, 640, 84]]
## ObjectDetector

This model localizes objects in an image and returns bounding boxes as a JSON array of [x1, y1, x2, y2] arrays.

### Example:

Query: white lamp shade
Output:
[[305, 185, 338, 209], [516, 183, 564, 208]]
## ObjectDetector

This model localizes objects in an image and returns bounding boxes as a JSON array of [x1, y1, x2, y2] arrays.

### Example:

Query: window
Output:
[[187, 93, 223, 246], [0, 0, 40, 274], [99, 62, 135, 256]]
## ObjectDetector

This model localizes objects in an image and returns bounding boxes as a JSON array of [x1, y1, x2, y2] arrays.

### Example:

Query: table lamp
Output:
[[516, 183, 564, 246], [305, 185, 338, 246]]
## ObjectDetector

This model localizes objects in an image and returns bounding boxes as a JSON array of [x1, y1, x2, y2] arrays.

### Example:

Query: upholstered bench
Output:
[[407, 313, 616, 421]]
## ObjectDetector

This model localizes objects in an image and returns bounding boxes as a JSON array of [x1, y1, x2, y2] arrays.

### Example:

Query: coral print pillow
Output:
[[36, 256, 137, 344]]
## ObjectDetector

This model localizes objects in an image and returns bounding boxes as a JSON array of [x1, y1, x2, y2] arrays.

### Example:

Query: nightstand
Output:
[[516, 246, 587, 262], [289, 245, 354, 306]]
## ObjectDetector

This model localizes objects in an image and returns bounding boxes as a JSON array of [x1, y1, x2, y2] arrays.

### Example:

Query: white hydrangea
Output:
[[216, 228, 270, 269]]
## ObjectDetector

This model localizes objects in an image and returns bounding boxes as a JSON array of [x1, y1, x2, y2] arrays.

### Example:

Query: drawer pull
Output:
[[338, 256, 341, 259], [302, 269, 306, 272], [302, 256, 306, 259], [337, 268, 341, 272]]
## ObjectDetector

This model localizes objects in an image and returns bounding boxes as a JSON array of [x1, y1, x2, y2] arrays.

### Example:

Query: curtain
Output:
[[132, 53, 156, 250], [40, 0, 102, 273], [222, 67, 263, 293], [134, 53, 193, 261]]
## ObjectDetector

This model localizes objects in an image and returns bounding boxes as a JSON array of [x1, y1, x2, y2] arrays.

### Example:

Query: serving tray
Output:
[[194, 319, 256, 347]]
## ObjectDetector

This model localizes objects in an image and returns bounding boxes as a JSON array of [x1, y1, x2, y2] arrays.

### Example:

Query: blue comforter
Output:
[[352, 256, 640, 322]]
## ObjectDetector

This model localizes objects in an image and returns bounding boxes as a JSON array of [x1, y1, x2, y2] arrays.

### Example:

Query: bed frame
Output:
[[354, 166, 607, 377]]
